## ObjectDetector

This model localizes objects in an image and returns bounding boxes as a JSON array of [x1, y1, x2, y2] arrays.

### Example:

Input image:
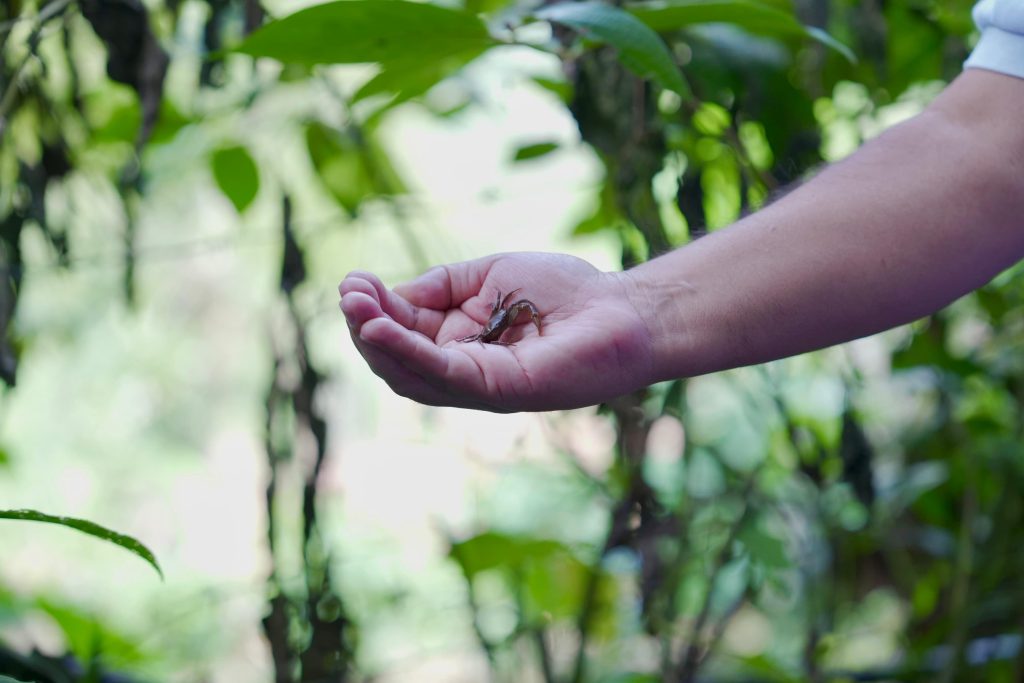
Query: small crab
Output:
[[456, 289, 542, 345]]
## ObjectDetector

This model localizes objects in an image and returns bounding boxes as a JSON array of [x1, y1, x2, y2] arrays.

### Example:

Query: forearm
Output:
[[626, 69, 1024, 382]]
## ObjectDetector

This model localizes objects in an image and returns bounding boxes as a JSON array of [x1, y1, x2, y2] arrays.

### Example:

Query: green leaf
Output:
[[429, 98, 473, 118], [306, 123, 372, 216], [37, 599, 148, 667], [464, 0, 514, 16], [522, 548, 590, 619], [892, 321, 981, 377], [149, 98, 191, 146], [628, 0, 797, 33], [512, 141, 559, 162], [86, 87, 141, 145], [738, 522, 788, 568], [536, 2, 689, 96], [573, 180, 625, 236], [0, 676, 34, 683], [352, 48, 486, 108], [883, 2, 944, 94], [626, 0, 855, 62], [802, 26, 856, 63], [235, 0, 497, 66], [975, 287, 1011, 323], [211, 145, 260, 213], [531, 76, 574, 102], [305, 122, 405, 215], [735, 653, 804, 682], [686, 448, 726, 498], [0, 509, 163, 580], [449, 532, 566, 579], [878, 461, 949, 518], [660, 378, 686, 418], [449, 533, 610, 622]]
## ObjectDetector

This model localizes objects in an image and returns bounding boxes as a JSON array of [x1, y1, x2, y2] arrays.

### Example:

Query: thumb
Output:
[[393, 266, 451, 308], [394, 255, 499, 309]]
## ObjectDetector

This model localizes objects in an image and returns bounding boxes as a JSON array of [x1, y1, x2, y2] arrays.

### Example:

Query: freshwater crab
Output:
[[456, 289, 542, 345]]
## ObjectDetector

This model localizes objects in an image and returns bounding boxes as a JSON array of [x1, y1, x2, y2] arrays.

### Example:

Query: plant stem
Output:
[[673, 477, 755, 682]]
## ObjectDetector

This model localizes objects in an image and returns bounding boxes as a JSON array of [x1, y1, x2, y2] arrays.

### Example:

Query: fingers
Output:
[[357, 318, 515, 411], [338, 262, 530, 412], [338, 289, 471, 406], [349, 333, 457, 407], [340, 270, 445, 338], [360, 317, 451, 379], [346, 316, 497, 410], [339, 290, 381, 337], [392, 266, 451, 308], [339, 272, 383, 313], [393, 255, 500, 309], [339, 270, 484, 402]]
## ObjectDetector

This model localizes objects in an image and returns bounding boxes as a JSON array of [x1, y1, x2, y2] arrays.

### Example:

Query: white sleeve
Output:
[[964, 0, 1024, 79]]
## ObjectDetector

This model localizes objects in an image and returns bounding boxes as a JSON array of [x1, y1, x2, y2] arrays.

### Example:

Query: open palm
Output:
[[339, 252, 654, 412]]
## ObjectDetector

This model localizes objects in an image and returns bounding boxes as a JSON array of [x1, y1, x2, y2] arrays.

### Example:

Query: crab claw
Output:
[[508, 300, 542, 335]]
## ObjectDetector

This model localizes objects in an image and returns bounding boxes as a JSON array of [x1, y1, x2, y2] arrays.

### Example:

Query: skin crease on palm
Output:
[[339, 252, 655, 413]]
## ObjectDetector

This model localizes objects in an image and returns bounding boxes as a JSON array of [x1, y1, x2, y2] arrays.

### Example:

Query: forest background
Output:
[[1, 0, 1022, 681]]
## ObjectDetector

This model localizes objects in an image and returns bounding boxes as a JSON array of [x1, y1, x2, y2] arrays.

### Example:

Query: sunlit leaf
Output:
[[0, 509, 163, 580], [532, 76, 574, 102], [512, 141, 559, 162], [449, 532, 566, 578], [450, 532, 615, 624], [523, 548, 589, 618], [211, 145, 260, 213], [536, 2, 689, 96], [626, 0, 855, 62], [0, 676, 33, 683], [464, 0, 514, 16], [429, 98, 473, 118], [37, 599, 148, 667], [352, 48, 486, 111], [236, 0, 497, 65], [86, 87, 141, 145], [148, 98, 191, 146], [573, 180, 625, 236]]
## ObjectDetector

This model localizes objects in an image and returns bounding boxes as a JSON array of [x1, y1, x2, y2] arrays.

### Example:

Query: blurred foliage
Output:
[[2, 0, 1023, 681]]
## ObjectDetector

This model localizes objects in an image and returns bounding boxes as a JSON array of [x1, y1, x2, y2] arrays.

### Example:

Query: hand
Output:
[[339, 252, 655, 412]]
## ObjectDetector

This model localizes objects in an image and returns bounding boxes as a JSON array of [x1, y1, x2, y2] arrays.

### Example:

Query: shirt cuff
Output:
[[965, 26, 1024, 80]]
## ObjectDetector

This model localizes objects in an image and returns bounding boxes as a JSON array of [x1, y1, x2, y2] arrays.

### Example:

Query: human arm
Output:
[[626, 68, 1024, 384], [340, 69, 1024, 412]]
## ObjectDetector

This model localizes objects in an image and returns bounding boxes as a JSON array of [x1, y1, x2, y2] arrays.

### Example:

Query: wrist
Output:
[[615, 259, 707, 383]]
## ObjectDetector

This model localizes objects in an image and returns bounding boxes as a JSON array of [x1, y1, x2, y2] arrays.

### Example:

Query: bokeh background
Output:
[[2, 0, 1023, 681]]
